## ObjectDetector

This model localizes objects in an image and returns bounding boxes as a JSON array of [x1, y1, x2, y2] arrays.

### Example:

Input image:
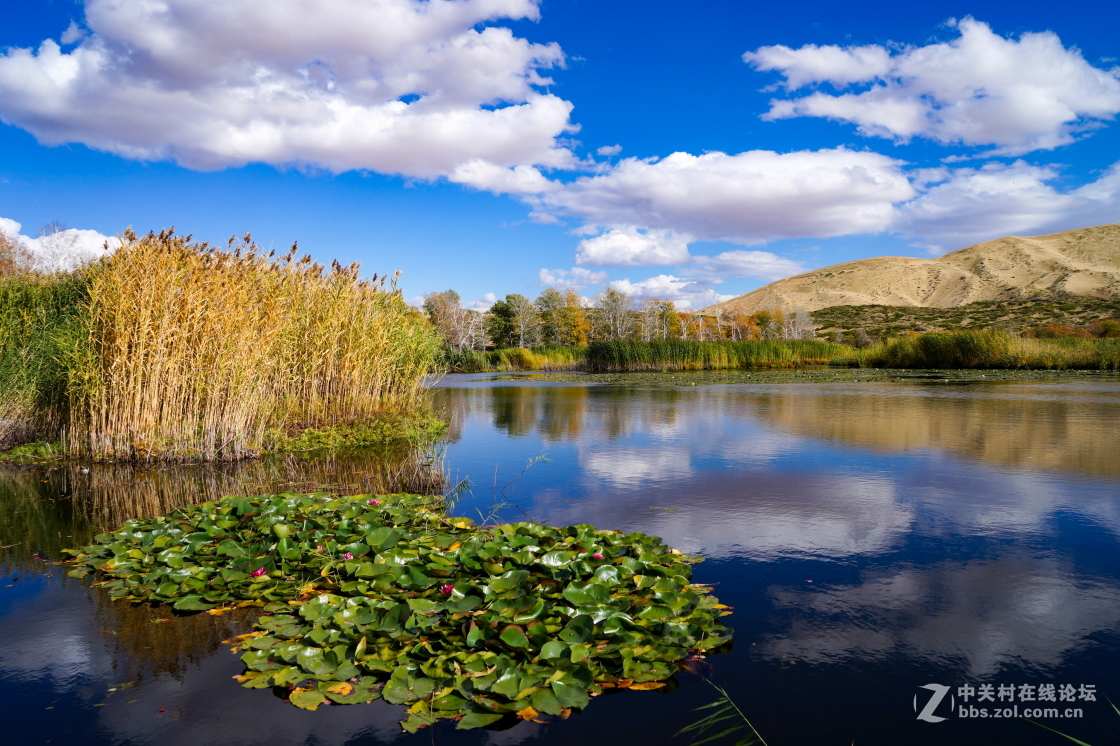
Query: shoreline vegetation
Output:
[[422, 286, 1120, 374], [438, 334, 1120, 374], [0, 229, 441, 462]]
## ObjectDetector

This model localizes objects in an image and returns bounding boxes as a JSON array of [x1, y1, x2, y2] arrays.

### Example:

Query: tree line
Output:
[[421, 287, 818, 351]]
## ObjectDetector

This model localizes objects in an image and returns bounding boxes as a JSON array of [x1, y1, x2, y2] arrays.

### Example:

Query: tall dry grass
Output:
[[833, 329, 1120, 370], [0, 228, 441, 461], [64, 229, 441, 461], [585, 339, 850, 372]]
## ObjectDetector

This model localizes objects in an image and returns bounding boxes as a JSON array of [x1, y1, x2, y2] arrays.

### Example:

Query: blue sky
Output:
[[0, 0, 1118, 308]]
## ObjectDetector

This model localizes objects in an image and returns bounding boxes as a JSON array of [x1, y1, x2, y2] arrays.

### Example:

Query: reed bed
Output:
[[833, 330, 1120, 370], [0, 269, 92, 449], [0, 229, 442, 461], [585, 339, 850, 371], [441, 345, 587, 373]]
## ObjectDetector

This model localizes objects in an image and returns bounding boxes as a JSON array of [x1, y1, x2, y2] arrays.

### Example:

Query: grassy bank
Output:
[[586, 339, 851, 371], [441, 345, 587, 373], [0, 229, 442, 461], [834, 330, 1120, 369]]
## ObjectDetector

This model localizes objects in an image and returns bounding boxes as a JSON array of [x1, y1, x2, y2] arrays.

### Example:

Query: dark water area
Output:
[[2, 371, 1119, 745]]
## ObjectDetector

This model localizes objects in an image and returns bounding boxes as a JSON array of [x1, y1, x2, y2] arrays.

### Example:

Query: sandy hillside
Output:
[[702, 223, 1120, 316]]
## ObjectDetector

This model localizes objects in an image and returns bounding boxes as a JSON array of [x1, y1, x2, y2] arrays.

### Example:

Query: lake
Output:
[[3, 370, 1119, 745]]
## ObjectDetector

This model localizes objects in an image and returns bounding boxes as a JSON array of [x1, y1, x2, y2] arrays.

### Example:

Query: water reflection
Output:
[[437, 378, 1120, 477], [0, 443, 450, 746], [434, 374, 1120, 740], [758, 554, 1120, 677], [2, 376, 1119, 745], [0, 444, 445, 564]]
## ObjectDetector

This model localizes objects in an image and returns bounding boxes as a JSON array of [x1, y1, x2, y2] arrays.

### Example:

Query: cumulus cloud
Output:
[[537, 267, 608, 289], [596, 144, 622, 156], [574, 227, 692, 266], [895, 159, 1120, 253], [464, 292, 498, 311], [691, 250, 806, 281], [608, 275, 734, 309], [539, 148, 914, 244], [0, 216, 118, 272], [0, 0, 576, 178], [747, 18, 1120, 155]]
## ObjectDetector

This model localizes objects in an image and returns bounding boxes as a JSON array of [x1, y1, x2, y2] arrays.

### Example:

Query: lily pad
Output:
[[64, 491, 732, 733]]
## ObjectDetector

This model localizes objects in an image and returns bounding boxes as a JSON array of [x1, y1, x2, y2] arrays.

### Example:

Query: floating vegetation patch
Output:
[[63, 493, 732, 732]]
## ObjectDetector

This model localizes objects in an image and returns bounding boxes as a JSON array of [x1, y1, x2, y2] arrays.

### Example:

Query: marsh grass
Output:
[[0, 269, 93, 449], [441, 345, 587, 373], [586, 339, 850, 372], [834, 330, 1120, 370], [0, 229, 442, 461]]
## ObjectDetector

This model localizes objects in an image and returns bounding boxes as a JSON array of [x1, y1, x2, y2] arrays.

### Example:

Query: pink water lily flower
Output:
[[367, 499, 381, 506], [591, 553, 604, 560], [250, 567, 267, 577], [439, 584, 454, 596], [342, 552, 354, 560]]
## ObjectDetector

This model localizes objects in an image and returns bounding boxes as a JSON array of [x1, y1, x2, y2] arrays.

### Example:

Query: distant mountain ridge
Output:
[[702, 224, 1120, 316]]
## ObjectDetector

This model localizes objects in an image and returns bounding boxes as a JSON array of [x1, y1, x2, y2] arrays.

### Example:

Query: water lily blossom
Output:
[[367, 499, 381, 506], [440, 584, 454, 596], [343, 552, 354, 560], [592, 553, 604, 560], [250, 567, 267, 577]]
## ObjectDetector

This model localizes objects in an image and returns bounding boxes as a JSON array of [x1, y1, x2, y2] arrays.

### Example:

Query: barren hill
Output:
[[702, 224, 1120, 316]]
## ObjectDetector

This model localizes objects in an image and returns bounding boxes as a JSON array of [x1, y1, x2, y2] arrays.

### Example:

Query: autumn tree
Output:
[[488, 293, 539, 348], [422, 290, 485, 352], [638, 297, 680, 340], [0, 231, 34, 275], [561, 289, 590, 346], [535, 287, 566, 345], [594, 287, 634, 340], [782, 307, 818, 339]]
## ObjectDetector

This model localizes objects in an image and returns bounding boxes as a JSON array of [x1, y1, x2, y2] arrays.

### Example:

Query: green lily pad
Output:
[[63, 491, 731, 734]]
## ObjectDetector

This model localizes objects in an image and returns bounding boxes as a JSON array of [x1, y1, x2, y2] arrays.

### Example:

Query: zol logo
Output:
[[914, 684, 955, 723]]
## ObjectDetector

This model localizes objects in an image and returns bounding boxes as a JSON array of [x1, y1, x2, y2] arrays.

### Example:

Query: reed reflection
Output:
[[740, 382, 1120, 478], [0, 444, 444, 564]]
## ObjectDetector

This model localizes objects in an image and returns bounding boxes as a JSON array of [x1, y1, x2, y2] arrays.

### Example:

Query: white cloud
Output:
[[574, 227, 692, 266], [540, 148, 914, 244], [596, 144, 622, 156], [745, 43, 890, 89], [0, 0, 576, 178], [537, 266, 608, 289], [450, 161, 557, 195], [59, 22, 86, 46], [894, 159, 1120, 253], [0, 216, 118, 272], [464, 292, 498, 311], [691, 250, 806, 281], [748, 18, 1120, 155], [608, 275, 734, 309]]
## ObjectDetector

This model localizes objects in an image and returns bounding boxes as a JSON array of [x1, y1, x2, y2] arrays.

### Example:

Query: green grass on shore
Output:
[[442, 340, 851, 373], [586, 339, 850, 371], [834, 330, 1120, 370]]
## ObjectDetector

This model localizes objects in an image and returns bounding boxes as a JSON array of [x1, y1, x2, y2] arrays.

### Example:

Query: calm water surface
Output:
[[2, 372, 1119, 746]]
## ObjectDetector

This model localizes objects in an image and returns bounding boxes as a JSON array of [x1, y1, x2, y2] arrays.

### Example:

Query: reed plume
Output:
[[0, 228, 441, 461]]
